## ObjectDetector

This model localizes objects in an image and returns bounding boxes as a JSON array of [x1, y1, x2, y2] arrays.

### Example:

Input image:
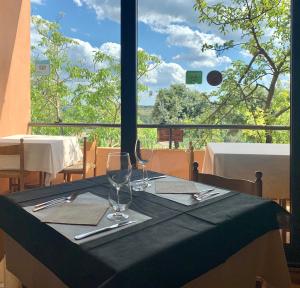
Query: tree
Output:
[[31, 16, 161, 146], [31, 15, 82, 125], [152, 84, 209, 123], [194, 0, 290, 142]]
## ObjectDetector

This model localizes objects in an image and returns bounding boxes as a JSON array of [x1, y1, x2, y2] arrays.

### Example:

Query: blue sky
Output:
[[31, 0, 247, 105]]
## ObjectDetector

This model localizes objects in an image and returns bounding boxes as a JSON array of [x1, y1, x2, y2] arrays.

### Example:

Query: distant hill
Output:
[[138, 106, 154, 124]]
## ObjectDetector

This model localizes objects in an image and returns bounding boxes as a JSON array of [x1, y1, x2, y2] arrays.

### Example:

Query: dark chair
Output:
[[61, 137, 97, 182], [0, 139, 29, 192], [192, 161, 262, 197]]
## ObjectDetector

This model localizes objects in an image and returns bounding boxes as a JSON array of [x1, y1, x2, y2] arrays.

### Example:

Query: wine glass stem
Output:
[[142, 164, 146, 184], [116, 186, 121, 213]]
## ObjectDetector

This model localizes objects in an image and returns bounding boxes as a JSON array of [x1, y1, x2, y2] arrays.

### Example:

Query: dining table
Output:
[[202, 142, 290, 200], [0, 171, 291, 288], [0, 134, 83, 185]]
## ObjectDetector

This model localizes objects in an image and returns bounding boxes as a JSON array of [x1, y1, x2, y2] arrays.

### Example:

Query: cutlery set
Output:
[[32, 175, 219, 240], [32, 176, 168, 212], [32, 193, 78, 212]]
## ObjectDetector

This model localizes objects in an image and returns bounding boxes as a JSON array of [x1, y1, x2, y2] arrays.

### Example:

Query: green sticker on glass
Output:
[[186, 71, 202, 84]]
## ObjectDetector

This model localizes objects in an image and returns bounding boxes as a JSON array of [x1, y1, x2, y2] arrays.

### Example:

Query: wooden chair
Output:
[[192, 162, 263, 197], [0, 139, 29, 192], [188, 142, 194, 181], [193, 161, 263, 288], [61, 137, 97, 182]]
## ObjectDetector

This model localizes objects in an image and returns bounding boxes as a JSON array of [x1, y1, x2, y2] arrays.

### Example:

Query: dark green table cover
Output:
[[0, 172, 286, 288]]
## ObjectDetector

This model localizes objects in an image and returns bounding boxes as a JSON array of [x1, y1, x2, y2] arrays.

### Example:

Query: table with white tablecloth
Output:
[[0, 135, 82, 185], [202, 142, 290, 199]]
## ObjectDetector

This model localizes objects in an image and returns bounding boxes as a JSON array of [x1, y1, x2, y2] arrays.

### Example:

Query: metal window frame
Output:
[[121, 0, 137, 164], [121, 0, 300, 264], [285, 0, 300, 265]]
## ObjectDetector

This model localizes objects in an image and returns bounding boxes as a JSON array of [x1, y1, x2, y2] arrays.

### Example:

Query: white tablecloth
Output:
[[0, 135, 82, 185], [202, 143, 290, 199], [2, 230, 290, 288]]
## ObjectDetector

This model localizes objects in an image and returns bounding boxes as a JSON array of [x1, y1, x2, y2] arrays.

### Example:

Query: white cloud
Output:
[[73, 0, 83, 6], [139, 61, 186, 105], [141, 62, 185, 87], [73, 0, 232, 68], [72, 0, 120, 22], [68, 38, 98, 69], [70, 28, 78, 33], [31, 0, 44, 4], [72, 0, 197, 24], [154, 24, 231, 68], [240, 50, 252, 58], [100, 42, 120, 60]]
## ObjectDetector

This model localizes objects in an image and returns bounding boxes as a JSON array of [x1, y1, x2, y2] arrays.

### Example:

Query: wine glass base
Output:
[[131, 180, 151, 191], [131, 185, 145, 191], [107, 212, 129, 221]]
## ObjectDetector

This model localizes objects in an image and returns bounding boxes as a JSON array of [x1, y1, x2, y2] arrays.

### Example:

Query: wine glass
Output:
[[132, 139, 153, 191], [106, 152, 132, 221]]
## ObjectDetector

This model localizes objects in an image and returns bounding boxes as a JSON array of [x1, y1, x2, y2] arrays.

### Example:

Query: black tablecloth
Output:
[[0, 171, 287, 288]]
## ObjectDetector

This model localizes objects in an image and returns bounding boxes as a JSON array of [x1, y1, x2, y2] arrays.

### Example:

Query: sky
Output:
[[31, 0, 250, 105]]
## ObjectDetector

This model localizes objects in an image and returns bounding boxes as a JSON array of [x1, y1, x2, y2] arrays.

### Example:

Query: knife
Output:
[[74, 220, 137, 240], [148, 175, 167, 180], [134, 175, 167, 182]]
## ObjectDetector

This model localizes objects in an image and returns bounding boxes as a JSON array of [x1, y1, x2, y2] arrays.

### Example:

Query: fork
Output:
[[32, 193, 78, 212], [34, 194, 75, 208], [193, 190, 219, 201]]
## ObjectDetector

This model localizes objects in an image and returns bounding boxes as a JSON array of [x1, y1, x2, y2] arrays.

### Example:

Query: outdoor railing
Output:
[[29, 122, 290, 149]]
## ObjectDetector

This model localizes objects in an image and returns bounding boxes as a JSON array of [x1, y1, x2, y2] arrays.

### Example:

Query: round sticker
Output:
[[207, 70, 223, 86]]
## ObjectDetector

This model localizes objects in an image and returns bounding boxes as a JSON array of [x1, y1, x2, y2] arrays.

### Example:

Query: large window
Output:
[[137, 0, 290, 149], [31, 0, 121, 147]]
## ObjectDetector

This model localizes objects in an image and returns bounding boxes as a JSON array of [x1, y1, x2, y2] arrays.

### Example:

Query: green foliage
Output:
[[31, 16, 160, 146], [31, 3, 290, 150], [193, 0, 290, 144], [152, 84, 210, 124]]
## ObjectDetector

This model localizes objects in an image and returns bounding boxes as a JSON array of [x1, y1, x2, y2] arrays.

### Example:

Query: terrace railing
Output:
[[29, 122, 290, 149]]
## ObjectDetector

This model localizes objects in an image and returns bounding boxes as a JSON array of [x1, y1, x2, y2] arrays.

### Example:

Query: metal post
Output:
[[169, 128, 172, 149], [121, 0, 137, 164], [290, 0, 300, 248]]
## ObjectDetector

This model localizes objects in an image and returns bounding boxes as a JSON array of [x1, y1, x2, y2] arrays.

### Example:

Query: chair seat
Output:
[[62, 162, 95, 174], [0, 170, 30, 178]]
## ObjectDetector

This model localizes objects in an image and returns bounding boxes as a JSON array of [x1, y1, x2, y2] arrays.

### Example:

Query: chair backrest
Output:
[[82, 137, 97, 178], [0, 139, 25, 190], [188, 142, 194, 181], [192, 161, 262, 197]]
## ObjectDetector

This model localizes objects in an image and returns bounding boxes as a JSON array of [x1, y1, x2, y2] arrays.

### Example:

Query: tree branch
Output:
[[274, 106, 290, 118]]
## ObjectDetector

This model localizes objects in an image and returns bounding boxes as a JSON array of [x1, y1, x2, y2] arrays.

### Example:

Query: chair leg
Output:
[[67, 173, 72, 182], [8, 178, 13, 193], [39, 172, 45, 187], [17, 178, 21, 191], [255, 279, 263, 288]]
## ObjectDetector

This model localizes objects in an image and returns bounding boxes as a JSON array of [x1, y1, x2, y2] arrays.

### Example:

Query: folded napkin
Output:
[[42, 193, 109, 226], [155, 181, 199, 194]]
